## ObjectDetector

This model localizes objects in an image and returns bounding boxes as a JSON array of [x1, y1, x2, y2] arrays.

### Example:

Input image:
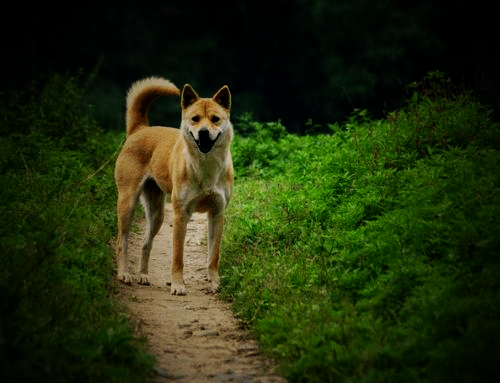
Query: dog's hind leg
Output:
[[116, 190, 139, 285], [207, 210, 225, 293], [139, 179, 165, 285]]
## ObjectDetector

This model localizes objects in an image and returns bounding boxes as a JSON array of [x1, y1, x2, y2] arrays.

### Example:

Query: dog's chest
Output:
[[178, 151, 232, 213]]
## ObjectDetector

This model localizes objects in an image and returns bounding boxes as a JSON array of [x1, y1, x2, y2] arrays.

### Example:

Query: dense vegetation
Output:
[[2, 70, 498, 382], [221, 72, 500, 382], [0, 74, 154, 382]]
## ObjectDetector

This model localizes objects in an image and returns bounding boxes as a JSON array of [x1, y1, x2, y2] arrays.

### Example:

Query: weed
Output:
[[221, 73, 500, 382], [0, 73, 154, 382]]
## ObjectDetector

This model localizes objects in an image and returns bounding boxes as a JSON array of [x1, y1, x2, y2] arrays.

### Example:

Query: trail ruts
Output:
[[118, 203, 286, 383]]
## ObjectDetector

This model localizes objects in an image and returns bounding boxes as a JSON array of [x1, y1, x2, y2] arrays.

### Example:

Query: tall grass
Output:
[[0, 73, 154, 382], [221, 72, 500, 382]]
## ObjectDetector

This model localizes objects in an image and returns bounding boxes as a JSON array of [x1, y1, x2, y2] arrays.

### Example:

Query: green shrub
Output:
[[0, 73, 153, 382], [222, 73, 500, 382], [232, 113, 290, 177]]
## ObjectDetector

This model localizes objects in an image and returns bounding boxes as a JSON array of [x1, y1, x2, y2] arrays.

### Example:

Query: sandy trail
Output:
[[117, 203, 286, 383]]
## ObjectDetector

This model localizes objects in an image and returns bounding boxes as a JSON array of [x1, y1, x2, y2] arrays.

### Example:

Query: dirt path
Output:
[[117, 203, 286, 383]]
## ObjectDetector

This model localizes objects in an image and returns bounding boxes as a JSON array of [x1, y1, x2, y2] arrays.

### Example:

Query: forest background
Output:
[[1, 0, 499, 132]]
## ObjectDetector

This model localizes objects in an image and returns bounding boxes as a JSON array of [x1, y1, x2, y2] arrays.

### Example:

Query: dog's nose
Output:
[[198, 128, 210, 139]]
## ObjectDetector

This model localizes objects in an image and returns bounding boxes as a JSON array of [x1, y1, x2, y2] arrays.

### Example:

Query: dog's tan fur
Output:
[[115, 77, 234, 295]]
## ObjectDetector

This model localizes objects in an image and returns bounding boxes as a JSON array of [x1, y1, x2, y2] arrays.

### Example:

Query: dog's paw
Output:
[[118, 273, 132, 285], [208, 269, 220, 293], [138, 274, 150, 286], [209, 279, 220, 294], [171, 283, 186, 295]]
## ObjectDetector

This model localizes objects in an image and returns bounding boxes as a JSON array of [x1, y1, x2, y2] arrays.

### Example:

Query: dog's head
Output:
[[180, 84, 233, 154]]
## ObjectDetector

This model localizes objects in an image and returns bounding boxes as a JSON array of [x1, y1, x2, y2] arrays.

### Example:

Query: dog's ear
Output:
[[213, 86, 231, 111], [181, 84, 199, 109]]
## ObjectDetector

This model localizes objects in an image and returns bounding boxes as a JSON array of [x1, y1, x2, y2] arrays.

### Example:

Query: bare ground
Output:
[[117, 203, 286, 383]]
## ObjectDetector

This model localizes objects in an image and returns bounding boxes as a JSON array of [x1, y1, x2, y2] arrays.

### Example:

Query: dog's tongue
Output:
[[197, 130, 214, 153]]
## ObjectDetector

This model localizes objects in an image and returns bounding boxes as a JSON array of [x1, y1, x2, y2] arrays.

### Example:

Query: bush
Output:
[[221, 73, 500, 382], [232, 113, 289, 178], [0, 73, 154, 382]]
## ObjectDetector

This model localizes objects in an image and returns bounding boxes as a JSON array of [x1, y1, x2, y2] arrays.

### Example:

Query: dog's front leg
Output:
[[171, 208, 190, 295], [207, 210, 224, 293]]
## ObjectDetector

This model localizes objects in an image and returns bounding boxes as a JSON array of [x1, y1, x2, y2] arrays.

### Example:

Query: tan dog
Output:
[[115, 77, 234, 295]]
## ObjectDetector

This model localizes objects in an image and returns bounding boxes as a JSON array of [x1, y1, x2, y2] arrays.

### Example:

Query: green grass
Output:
[[0, 73, 154, 382], [220, 72, 500, 382]]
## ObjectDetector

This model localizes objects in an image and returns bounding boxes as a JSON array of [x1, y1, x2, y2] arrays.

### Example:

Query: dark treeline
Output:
[[2, 0, 498, 132]]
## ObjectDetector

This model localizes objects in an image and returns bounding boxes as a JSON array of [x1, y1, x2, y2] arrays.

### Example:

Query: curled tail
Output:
[[126, 77, 180, 136]]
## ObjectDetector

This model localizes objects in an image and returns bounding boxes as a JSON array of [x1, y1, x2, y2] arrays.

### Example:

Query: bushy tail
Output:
[[126, 77, 180, 136]]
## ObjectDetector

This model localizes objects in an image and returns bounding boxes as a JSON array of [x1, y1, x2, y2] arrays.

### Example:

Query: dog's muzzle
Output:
[[191, 129, 221, 154]]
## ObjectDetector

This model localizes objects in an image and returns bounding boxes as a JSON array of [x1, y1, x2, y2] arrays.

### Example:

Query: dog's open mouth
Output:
[[191, 130, 221, 154]]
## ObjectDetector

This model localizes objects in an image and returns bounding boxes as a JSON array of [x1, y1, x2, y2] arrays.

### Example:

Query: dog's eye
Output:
[[191, 115, 200, 123], [211, 116, 220, 123]]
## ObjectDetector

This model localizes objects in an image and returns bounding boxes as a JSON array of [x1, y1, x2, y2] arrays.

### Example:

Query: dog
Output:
[[114, 77, 234, 295]]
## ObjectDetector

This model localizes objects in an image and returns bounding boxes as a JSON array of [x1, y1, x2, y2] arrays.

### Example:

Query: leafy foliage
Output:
[[221, 73, 500, 382], [0, 74, 154, 382]]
